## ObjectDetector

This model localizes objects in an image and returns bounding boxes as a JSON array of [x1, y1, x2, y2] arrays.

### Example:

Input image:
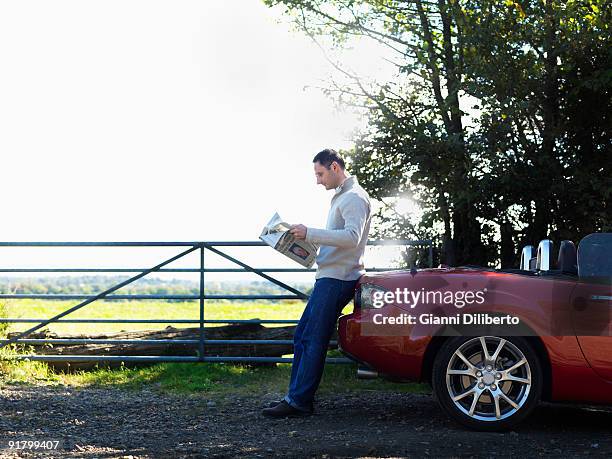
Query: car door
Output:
[[571, 233, 612, 382], [571, 281, 612, 381]]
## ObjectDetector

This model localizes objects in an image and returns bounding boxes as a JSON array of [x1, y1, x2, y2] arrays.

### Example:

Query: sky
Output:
[[0, 0, 402, 282]]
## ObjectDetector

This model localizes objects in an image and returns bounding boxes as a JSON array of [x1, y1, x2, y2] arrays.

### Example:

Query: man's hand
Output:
[[289, 224, 308, 240]]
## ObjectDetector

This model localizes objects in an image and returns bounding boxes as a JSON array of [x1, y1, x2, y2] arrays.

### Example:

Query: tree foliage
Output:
[[264, 0, 612, 266]]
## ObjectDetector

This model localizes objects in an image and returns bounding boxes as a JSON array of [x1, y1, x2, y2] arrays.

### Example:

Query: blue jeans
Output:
[[284, 277, 357, 411]]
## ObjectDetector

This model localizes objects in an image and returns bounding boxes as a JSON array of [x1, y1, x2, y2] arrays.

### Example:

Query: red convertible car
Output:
[[338, 233, 612, 430]]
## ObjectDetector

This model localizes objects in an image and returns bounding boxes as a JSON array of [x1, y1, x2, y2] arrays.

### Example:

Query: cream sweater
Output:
[[305, 176, 371, 281]]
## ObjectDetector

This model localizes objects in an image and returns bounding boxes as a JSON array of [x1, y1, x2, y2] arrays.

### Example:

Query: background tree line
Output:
[[265, 0, 611, 267], [0, 277, 312, 302]]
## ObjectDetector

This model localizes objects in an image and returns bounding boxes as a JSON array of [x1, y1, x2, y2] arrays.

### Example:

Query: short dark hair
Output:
[[312, 149, 346, 170]]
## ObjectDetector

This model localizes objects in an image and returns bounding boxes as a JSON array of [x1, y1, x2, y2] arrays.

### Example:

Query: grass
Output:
[[0, 348, 429, 398], [0, 300, 429, 396], [4, 299, 354, 335], [0, 354, 429, 398]]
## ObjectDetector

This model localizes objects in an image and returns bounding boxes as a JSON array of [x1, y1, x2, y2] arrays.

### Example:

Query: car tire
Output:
[[432, 335, 542, 431]]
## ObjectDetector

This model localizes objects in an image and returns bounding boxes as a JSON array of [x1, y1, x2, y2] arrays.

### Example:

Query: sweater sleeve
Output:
[[305, 195, 370, 249]]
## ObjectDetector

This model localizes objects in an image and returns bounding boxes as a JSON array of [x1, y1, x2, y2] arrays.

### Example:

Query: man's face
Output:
[[314, 161, 339, 190]]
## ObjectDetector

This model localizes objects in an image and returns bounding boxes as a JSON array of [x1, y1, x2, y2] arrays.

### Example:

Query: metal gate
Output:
[[0, 240, 433, 365]]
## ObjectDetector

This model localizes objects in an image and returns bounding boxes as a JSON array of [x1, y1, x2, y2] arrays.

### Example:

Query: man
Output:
[[262, 148, 371, 418]]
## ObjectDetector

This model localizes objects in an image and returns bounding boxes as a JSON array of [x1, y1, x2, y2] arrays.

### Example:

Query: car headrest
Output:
[[557, 240, 577, 275], [528, 257, 537, 270]]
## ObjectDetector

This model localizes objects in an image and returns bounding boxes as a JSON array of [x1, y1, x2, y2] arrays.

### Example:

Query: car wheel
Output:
[[432, 336, 542, 431]]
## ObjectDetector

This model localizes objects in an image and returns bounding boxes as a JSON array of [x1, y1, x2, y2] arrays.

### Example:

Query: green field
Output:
[[2, 299, 356, 336]]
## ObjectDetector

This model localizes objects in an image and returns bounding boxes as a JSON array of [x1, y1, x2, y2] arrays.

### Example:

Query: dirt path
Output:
[[0, 384, 611, 458]]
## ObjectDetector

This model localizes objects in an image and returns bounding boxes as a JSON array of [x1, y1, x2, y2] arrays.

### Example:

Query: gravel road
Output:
[[1, 384, 611, 458]]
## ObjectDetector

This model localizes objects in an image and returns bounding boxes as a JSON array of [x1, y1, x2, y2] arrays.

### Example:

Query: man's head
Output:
[[312, 149, 348, 190]]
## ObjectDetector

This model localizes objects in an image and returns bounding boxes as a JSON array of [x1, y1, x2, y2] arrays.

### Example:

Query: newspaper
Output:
[[259, 212, 317, 268]]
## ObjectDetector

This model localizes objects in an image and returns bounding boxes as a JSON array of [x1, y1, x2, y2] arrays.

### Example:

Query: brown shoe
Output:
[[261, 400, 312, 418]]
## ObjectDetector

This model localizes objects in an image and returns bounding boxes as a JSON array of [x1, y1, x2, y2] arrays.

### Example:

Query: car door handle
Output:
[[590, 295, 612, 302]]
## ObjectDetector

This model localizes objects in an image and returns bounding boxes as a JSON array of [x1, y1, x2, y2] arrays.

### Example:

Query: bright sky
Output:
[[0, 0, 402, 281]]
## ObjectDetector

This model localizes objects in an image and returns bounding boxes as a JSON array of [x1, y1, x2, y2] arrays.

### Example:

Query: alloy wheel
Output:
[[445, 336, 532, 422]]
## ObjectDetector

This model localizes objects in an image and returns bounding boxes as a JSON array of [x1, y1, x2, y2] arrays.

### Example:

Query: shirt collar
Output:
[[334, 175, 356, 195]]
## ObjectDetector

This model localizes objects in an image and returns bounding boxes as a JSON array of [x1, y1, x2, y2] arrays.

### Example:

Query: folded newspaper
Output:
[[259, 213, 317, 268]]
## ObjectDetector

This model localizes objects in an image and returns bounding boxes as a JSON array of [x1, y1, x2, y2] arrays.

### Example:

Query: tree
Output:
[[264, 0, 611, 266], [460, 0, 612, 263]]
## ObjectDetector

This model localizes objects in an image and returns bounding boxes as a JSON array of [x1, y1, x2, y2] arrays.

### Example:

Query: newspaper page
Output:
[[259, 212, 317, 268]]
